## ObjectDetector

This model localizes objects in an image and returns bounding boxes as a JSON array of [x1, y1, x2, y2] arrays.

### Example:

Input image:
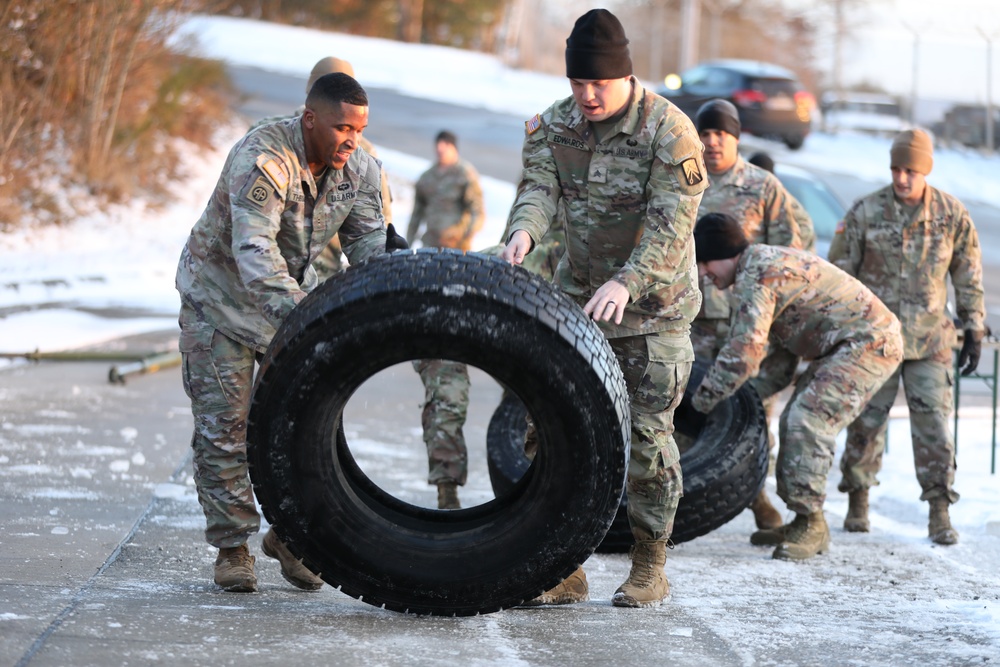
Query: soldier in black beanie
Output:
[[503, 7, 708, 610]]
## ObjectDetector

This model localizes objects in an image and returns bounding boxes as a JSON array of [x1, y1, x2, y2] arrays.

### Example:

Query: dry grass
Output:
[[0, 0, 234, 230]]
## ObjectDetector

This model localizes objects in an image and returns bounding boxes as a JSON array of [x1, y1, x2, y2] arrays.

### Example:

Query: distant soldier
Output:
[[250, 56, 395, 279], [829, 128, 986, 545], [406, 130, 485, 510], [691, 99, 816, 532], [690, 213, 902, 561], [503, 9, 707, 608], [176, 73, 389, 593], [405, 130, 484, 250]]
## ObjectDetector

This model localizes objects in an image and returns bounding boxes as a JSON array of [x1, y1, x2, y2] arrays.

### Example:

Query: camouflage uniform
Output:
[[691, 245, 903, 515], [403, 156, 484, 487], [507, 78, 707, 541], [251, 109, 392, 281], [830, 184, 985, 503], [176, 116, 386, 548], [405, 159, 484, 251], [691, 155, 811, 360]]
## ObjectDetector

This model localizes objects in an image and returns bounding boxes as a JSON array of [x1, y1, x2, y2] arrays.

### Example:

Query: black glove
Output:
[[958, 329, 984, 376], [385, 223, 409, 252]]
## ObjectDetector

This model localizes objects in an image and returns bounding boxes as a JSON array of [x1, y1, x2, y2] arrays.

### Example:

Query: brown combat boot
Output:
[[612, 540, 670, 608], [437, 482, 461, 510], [749, 488, 783, 530], [262, 529, 324, 591], [772, 511, 830, 561], [523, 566, 589, 605], [214, 543, 257, 592], [844, 488, 870, 532], [928, 498, 959, 545]]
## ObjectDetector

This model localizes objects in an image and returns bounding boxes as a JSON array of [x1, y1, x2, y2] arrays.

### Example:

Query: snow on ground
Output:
[[1, 16, 999, 654]]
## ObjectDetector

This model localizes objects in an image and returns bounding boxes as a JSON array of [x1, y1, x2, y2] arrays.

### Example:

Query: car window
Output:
[[776, 173, 845, 242], [684, 67, 738, 95]]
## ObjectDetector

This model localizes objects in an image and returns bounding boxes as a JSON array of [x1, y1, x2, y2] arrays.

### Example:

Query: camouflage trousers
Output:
[[178, 305, 260, 548], [777, 334, 902, 514], [838, 346, 959, 503], [412, 359, 470, 486], [612, 332, 692, 542]]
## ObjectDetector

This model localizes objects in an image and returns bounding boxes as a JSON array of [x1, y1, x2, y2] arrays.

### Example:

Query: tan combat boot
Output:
[[749, 488, 783, 530], [523, 566, 589, 605], [262, 529, 324, 591], [214, 543, 257, 592], [772, 511, 830, 561], [844, 488, 870, 532], [612, 540, 670, 608], [437, 482, 461, 510], [928, 498, 959, 545]]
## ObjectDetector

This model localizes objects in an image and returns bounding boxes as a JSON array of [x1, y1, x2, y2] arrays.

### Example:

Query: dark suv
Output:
[[657, 59, 815, 149]]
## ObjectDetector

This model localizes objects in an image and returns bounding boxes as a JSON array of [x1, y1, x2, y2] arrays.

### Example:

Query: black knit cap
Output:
[[696, 99, 741, 138], [694, 212, 749, 262], [565, 9, 632, 80]]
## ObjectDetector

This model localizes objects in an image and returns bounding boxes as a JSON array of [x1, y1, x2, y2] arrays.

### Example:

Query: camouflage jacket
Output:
[[828, 184, 985, 359], [697, 155, 811, 319], [692, 244, 901, 413], [175, 116, 386, 353], [406, 159, 484, 250], [506, 79, 708, 339]]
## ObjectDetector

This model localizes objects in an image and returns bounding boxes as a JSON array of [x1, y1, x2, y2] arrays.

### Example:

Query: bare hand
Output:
[[583, 280, 629, 324], [501, 230, 533, 265]]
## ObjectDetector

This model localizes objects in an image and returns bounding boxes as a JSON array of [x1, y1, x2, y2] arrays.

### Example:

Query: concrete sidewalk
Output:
[[2, 330, 998, 666]]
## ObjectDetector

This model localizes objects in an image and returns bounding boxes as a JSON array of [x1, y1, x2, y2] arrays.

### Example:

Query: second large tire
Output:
[[247, 249, 630, 616], [487, 356, 769, 550]]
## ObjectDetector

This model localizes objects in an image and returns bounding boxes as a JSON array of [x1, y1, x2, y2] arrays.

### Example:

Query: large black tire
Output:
[[247, 249, 630, 616], [487, 357, 769, 549]]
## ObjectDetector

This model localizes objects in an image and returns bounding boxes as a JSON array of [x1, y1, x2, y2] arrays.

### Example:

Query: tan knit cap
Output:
[[890, 129, 934, 175], [307, 57, 355, 93]]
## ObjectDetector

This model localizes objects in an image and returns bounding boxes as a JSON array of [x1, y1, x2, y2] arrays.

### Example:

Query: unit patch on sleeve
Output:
[[246, 176, 274, 208], [681, 158, 704, 186]]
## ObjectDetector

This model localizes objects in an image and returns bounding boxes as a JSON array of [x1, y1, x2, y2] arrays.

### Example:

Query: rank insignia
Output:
[[525, 114, 542, 135]]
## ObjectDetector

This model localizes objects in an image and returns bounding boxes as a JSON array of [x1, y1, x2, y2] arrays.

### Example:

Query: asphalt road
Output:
[[2, 65, 998, 666]]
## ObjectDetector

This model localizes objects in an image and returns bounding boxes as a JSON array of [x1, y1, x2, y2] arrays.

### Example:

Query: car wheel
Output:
[[247, 249, 630, 616], [486, 357, 769, 549]]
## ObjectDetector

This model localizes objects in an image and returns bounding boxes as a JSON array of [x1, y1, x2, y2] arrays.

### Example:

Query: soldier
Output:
[[251, 56, 395, 280], [830, 128, 986, 545], [176, 73, 390, 593], [405, 130, 484, 250], [502, 8, 708, 608], [689, 213, 903, 561], [404, 130, 485, 510], [691, 99, 815, 532]]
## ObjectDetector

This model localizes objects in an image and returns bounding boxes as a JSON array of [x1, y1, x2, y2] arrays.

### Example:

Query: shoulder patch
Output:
[[681, 158, 704, 186], [246, 176, 274, 208], [525, 114, 542, 135], [260, 157, 289, 191], [835, 218, 846, 234]]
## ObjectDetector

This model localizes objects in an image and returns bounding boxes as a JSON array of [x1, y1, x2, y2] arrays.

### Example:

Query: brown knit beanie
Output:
[[307, 57, 355, 94], [565, 9, 632, 80], [890, 129, 933, 175]]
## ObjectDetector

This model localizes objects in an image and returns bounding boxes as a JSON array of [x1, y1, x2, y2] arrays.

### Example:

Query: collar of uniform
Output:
[[289, 118, 320, 200], [711, 154, 746, 187]]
